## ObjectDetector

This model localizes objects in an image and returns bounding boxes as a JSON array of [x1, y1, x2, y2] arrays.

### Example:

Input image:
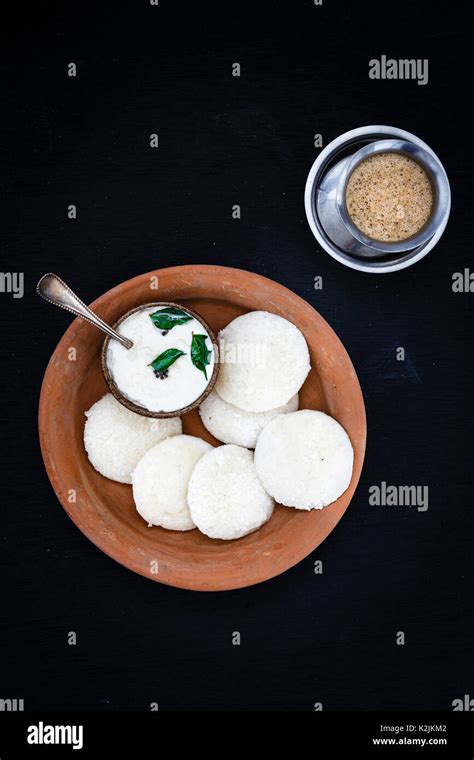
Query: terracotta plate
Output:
[[38, 265, 366, 591]]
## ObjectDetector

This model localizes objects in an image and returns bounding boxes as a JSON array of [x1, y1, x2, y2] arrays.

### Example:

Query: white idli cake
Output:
[[132, 435, 212, 530], [188, 444, 274, 539], [215, 311, 310, 412], [84, 393, 181, 484], [199, 390, 299, 449], [255, 410, 353, 509]]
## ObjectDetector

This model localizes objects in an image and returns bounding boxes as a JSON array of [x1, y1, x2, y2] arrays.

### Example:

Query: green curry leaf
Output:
[[149, 307, 192, 331], [191, 334, 211, 379], [149, 348, 186, 375]]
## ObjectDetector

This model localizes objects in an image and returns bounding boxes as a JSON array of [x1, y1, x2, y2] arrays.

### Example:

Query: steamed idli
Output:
[[188, 444, 274, 539], [215, 311, 310, 412], [254, 410, 353, 509], [84, 393, 181, 484], [132, 435, 212, 530], [199, 390, 299, 448]]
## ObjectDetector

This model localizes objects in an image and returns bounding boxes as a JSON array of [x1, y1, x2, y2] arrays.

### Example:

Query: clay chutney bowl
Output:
[[101, 301, 219, 419]]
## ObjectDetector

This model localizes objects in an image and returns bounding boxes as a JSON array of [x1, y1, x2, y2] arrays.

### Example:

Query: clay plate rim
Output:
[[101, 301, 219, 418]]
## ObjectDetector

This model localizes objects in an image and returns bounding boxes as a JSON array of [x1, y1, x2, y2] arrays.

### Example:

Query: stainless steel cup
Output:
[[304, 126, 451, 273]]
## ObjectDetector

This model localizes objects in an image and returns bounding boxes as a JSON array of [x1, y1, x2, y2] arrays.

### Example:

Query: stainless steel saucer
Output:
[[304, 125, 451, 273]]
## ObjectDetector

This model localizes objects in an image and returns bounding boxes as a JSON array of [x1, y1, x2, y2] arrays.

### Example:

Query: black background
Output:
[[1, 0, 473, 711]]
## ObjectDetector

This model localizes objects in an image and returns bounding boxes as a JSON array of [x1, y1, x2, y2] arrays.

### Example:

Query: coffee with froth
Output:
[[345, 152, 433, 243]]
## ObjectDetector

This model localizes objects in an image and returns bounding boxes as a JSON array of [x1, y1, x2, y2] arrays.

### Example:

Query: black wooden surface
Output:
[[0, 0, 472, 710]]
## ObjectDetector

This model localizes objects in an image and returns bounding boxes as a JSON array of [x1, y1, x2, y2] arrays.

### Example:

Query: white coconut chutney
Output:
[[106, 306, 215, 413]]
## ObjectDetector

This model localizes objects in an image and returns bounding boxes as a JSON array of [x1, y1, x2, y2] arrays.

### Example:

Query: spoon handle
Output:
[[36, 273, 133, 350]]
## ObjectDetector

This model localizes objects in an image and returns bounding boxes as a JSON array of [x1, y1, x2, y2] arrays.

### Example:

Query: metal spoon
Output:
[[36, 273, 133, 350]]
